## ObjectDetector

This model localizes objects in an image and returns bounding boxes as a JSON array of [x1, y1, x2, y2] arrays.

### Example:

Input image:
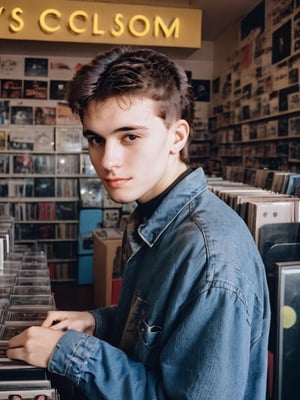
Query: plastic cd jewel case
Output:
[[0, 250, 60, 399]]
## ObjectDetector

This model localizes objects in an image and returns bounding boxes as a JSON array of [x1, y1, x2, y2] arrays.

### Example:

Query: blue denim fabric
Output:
[[49, 167, 270, 399]]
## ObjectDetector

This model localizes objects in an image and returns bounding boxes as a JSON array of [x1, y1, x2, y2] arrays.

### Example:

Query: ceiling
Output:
[[97, 0, 263, 41], [197, 0, 263, 40]]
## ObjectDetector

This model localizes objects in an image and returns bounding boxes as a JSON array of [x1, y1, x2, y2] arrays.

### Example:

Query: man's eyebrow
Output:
[[83, 129, 98, 137], [117, 125, 148, 132], [83, 126, 147, 137]]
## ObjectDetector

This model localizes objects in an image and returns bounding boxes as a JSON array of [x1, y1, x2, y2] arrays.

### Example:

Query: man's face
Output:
[[82, 97, 181, 204]]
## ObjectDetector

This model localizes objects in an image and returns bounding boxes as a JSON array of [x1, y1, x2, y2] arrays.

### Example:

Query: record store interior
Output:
[[0, 0, 300, 399]]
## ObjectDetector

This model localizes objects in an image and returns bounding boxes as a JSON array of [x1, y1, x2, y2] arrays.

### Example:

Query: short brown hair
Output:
[[67, 47, 195, 161]]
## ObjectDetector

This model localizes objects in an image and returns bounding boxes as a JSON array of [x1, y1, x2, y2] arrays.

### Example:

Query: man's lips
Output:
[[104, 177, 130, 188]]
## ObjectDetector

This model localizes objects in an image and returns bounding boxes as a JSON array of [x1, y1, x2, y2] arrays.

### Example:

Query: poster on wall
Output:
[[191, 79, 210, 102], [272, 19, 292, 64], [240, 0, 265, 42], [0, 56, 24, 77], [23, 80, 48, 99], [272, 0, 294, 26], [24, 57, 48, 77], [49, 57, 88, 80], [0, 79, 22, 98]]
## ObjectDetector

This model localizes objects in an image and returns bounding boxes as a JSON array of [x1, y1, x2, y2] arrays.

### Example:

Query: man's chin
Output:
[[106, 192, 135, 205]]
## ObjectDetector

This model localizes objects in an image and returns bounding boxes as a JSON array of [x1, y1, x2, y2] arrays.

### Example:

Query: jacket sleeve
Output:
[[90, 306, 117, 341], [48, 284, 268, 399]]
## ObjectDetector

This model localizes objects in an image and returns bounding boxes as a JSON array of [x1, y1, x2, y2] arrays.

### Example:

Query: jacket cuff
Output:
[[48, 329, 99, 384]]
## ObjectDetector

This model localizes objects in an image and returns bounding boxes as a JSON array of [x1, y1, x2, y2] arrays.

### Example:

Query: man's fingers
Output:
[[7, 332, 24, 349], [6, 345, 25, 360]]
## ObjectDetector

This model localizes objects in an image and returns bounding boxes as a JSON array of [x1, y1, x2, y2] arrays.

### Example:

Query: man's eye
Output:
[[87, 136, 103, 146], [125, 134, 138, 142]]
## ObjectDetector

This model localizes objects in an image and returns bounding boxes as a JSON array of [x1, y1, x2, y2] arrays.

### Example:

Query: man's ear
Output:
[[170, 119, 190, 154]]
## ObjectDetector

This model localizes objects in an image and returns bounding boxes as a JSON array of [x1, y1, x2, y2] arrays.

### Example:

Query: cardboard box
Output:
[[93, 230, 122, 307]]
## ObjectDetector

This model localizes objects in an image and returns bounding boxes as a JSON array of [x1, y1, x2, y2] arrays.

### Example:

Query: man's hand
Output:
[[42, 310, 96, 336], [6, 326, 64, 368]]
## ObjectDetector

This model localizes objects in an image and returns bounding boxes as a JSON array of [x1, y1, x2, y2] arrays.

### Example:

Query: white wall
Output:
[[0, 38, 214, 80]]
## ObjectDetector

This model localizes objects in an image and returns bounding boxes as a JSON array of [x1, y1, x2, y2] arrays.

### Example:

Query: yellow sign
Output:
[[0, 1, 202, 48]]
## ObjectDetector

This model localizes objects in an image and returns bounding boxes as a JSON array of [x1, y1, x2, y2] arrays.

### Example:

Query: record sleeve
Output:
[[55, 126, 82, 152], [79, 178, 102, 208], [34, 178, 55, 197]]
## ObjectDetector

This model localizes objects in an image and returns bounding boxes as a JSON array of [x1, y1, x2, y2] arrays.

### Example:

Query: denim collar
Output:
[[137, 167, 207, 247]]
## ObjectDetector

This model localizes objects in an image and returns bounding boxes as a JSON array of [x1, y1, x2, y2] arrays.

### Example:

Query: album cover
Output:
[[34, 107, 56, 126], [273, 262, 300, 400], [49, 57, 75, 79], [272, 0, 293, 26], [0, 388, 58, 399], [288, 141, 300, 162], [288, 116, 300, 136], [9, 127, 35, 150], [55, 126, 82, 152], [23, 80, 48, 99], [80, 153, 96, 176], [10, 106, 33, 125], [0, 154, 9, 173], [271, 172, 293, 194], [56, 154, 79, 175], [55, 202, 78, 220], [287, 92, 300, 110], [55, 223, 77, 240], [49, 80, 68, 100], [34, 178, 55, 197], [56, 178, 78, 197], [0, 79, 22, 99], [285, 173, 300, 195], [8, 179, 33, 198], [0, 55, 23, 76], [102, 209, 121, 229], [79, 178, 102, 208], [278, 118, 289, 137], [15, 223, 36, 241], [191, 79, 210, 102], [240, 0, 265, 41], [270, 95, 279, 114], [0, 130, 8, 150], [0, 100, 9, 125], [247, 199, 296, 243], [24, 57, 48, 77], [266, 120, 278, 138], [236, 192, 291, 225], [33, 155, 55, 175], [272, 20, 292, 64], [34, 127, 54, 152], [56, 101, 80, 125], [13, 155, 33, 174], [279, 84, 299, 112]]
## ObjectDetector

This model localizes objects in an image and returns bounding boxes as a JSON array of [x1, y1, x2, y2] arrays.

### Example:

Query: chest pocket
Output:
[[120, 295, 163, 367], [138, 318, 162, 348]]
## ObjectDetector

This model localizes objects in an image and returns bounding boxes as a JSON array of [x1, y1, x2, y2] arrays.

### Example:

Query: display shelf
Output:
[[0, 147, 80, 281], [212, 112, 300, 172]]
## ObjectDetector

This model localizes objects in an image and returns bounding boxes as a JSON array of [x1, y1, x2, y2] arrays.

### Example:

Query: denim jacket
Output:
[[49, 167, 270, 400]]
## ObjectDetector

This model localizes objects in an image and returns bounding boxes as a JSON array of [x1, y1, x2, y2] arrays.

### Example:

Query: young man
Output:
[[7, 47, 270, 399]]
